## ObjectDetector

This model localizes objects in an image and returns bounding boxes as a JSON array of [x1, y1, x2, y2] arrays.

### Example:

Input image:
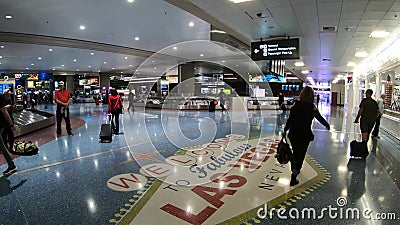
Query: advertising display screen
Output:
[[251, 38, 300, 60], [249, 74, 286, 82]]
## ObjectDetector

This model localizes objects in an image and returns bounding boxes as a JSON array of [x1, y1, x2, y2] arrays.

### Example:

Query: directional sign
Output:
[[251, 38, 300, 60]]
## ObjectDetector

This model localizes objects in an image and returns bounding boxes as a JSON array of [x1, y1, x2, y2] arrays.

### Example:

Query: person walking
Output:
[[282, 86, 330, 186], [0, 93, 17, 175], [108, 88, 123, 135], [2, 89, 15, 151], [354, 89, 379, 147], [54, 81, 74, 138], [218, 89, 227, 112], [372, 94, 385, 139], [127, 89, 135, 111]]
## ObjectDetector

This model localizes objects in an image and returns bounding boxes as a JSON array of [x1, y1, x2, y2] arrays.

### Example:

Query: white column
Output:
[[375, 71, 381, 99], [352, 74, 361, 115]]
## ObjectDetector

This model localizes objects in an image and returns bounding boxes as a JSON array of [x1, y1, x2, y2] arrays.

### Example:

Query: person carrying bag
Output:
[[108, 88, 123, 135]]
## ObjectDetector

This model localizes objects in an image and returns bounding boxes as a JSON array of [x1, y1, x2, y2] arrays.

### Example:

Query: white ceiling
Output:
[[1, 0, 400, 81]]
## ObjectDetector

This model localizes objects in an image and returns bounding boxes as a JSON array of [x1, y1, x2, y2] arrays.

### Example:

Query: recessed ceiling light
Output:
[[37, 57, 42, 60], [151, 61, 155, 63], [370, 30, 389, 38], [5, 15, 12, 19], [120, 72, 123, 74], [73, 59, 77, 62], [129, 64, 133, 67], [134, 36, 140, 41], [173, 46, 178, 50], [230, 0, 253, 3], [210, 30, 226, 34], [236, 65, 239, 67], [25, 67, 29, 70], [61, 65, 64, 67], [90, 52, 95, 55], [49, 48, 53, 52], [124, 56, 128, 59], [80, 25, 86, 30], [200, 54, 204, 57], [127, 0, 134, 2], [52, 68, 55, 71], [0, 45, 4, 48], [0, 56, 2, 59], [188, 22, 195, 27], [301, 70, 309, 74], [31, 63, 34, 66], [104, 62, 107, 64], [88, 66, 92, 68], [295, 61, 305, 67], [112, 67, 115, 70], [355, 51, 368, 58], [347, 62, 357, 67], [77, 69, 80, 71], [0, 62, 2, 65], [222, 60, 226, 63]]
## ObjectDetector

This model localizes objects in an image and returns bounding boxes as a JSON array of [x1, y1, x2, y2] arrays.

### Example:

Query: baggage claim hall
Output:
[[1, 0, 400, 224]]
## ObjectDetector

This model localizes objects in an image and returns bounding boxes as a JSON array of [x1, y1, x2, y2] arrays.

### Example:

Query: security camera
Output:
[[256, 12, 263, 18]]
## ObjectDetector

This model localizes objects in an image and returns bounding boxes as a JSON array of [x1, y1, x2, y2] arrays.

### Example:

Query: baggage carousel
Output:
[[12, 108, 55, 137]]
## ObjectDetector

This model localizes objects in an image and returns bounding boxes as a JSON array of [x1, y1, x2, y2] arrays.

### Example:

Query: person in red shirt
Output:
[[54, 81, 73, 138], [108, 88, 123, 135]]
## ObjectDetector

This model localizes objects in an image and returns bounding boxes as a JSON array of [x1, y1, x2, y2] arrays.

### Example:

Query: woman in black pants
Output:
[[282, 86, 330, 186]]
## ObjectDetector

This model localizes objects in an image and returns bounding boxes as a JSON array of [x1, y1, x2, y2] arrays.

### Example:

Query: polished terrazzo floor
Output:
[[0, 102, 399, 225]]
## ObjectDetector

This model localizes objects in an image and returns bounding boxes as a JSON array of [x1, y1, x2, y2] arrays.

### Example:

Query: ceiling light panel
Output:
[[370, 30, 389, 38], [230, 0, 253, 3], [355, 51, 368, 57]]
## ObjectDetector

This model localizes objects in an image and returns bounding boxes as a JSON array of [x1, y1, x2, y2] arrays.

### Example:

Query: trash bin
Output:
[[209, 100, 217, 112]]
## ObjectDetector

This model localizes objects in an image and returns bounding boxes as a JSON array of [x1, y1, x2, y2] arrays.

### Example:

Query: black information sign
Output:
[[251, 38, 300, 60]]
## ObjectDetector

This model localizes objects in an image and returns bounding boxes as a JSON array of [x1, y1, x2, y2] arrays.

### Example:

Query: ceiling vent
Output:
[[321, 26, 337, 33]]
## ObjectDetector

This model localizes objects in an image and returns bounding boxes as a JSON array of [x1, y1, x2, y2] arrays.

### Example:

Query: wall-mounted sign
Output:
[[251, 38, 300, 60]]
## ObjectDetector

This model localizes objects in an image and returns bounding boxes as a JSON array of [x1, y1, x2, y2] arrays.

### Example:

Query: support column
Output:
[[100, 73, 110, 88], [66, 75, 74, 94], [375, 71, 381, 99], [352, 74, 361, 115], [178, 63, 195, 97]]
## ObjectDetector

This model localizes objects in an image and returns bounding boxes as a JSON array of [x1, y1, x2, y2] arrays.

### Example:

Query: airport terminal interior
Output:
[[1, 0, 400, 224]]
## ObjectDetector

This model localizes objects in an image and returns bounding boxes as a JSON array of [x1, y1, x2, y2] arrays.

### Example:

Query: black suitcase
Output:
[[100, 115, 113, 143], [350, 140, 368, 158]]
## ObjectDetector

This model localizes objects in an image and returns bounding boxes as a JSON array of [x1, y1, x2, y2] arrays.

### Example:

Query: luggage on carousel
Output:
[[99, 115, 113, 143]]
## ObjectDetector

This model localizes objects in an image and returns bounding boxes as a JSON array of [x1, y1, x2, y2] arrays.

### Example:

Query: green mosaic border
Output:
[[236, 156, 331, 225]]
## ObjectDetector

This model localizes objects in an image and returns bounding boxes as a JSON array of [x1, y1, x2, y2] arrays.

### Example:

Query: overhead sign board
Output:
[[251, 38, 300, 60]]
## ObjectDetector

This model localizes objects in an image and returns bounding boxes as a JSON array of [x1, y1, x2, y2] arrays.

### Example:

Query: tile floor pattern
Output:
[[0, 103, 399, 225]]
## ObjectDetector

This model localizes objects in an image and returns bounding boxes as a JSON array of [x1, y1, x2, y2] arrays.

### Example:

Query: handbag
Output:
[[275, 136, 292, 164], [11, 141, 39, 156]]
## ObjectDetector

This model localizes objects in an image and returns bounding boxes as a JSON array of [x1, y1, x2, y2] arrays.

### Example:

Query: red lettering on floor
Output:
[[192, 186, 236, 208], [160, 204, 217, 225], [107, 174, 141, 188]]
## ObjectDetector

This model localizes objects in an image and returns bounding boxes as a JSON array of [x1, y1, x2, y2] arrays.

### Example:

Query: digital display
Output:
[[27, 81, 35, 89], [249, 74, 286, 82], [166, 76, 178, 83], [0, 84, 13, 93], [39, 72, 52, 80], [251, 38, 300, 60]]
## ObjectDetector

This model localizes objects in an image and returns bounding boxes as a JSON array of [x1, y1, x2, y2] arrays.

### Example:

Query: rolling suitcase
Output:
[[350, 140, 368, 158], [350, 124, 369, 158], [99, 115, 113, 143]]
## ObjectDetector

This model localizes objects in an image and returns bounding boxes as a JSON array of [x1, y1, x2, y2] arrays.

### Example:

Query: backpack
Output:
[[275, 137, 292, 164], [11, 141, 39, 156]]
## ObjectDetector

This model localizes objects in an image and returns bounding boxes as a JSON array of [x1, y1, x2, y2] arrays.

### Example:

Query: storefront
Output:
[[354, 37, 400, 139]]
